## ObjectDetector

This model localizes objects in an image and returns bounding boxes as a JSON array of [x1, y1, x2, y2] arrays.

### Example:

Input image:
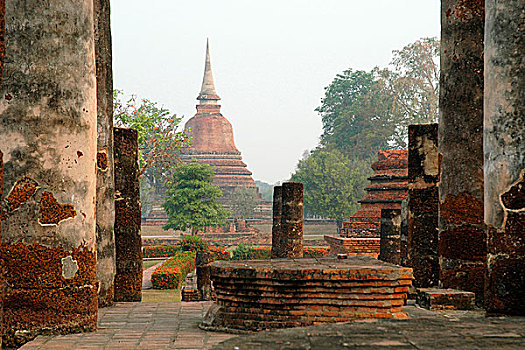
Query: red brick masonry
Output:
[[323, 236, 380, 258], [342, 150, 408, 238], [201, 256, 413, 332]]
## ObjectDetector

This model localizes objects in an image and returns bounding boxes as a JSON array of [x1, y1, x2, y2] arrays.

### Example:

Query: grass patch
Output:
[[143, 260, 163, 271], [142, 287, 182, 302]]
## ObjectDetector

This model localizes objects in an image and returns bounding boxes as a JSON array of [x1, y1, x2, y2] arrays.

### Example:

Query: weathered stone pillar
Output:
[[94, 0, 116, 308], [271, 185, 282, 258], [0, 0, 98, 347], [379, 209, 401, 265], [0, 0, 4, 83], [196, 250, 213, 301], [114, 127, 142, 302], [0, 2, 5, 347], [408, 124, 440, 287], [484, 0, 525, 315], [279, 182, 303, 258], [399, 198, 409, 266], [0, 152, 4, 350], [439, 0, 485, 301]]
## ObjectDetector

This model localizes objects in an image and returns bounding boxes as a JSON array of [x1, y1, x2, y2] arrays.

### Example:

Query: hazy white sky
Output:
[[111, 0, 440, 184]]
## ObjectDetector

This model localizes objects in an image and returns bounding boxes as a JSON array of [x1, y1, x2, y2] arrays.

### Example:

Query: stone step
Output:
[[416, 288, 475, 310]]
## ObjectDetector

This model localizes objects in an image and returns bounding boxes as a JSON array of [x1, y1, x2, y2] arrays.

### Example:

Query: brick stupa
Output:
[[342, 150, 409, 237], [182, 40, 269, 217], [325, 150, 408, 256]]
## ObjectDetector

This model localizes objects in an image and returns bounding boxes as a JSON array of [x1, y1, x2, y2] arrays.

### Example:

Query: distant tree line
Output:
[[291, 38, 439, 229]]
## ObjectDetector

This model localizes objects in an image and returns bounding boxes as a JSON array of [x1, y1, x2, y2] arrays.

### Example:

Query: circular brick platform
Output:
[[201, 256, 413, 332]]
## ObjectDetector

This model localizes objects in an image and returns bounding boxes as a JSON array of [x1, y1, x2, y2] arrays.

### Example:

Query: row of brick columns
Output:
[[0, 0, 143, 348], [380, 0, 524, 315]]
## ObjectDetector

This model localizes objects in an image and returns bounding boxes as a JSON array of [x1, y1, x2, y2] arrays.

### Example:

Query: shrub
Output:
[[151, 251, 196, 289], [209, 246, 230, 261], [232, 245, 271, 260], [231, 244, 253, 260], [180, 235, 209, 252], [303, 247, 330, 257], [230, 245, 329, 260], [142, 244, 181, 259], [249, 247, 271, 259]]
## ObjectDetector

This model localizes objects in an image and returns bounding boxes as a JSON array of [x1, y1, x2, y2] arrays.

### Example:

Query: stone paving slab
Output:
[[213, 301, 525, 350], [19, 300, 525, 350], [19, 301, 235, 350]]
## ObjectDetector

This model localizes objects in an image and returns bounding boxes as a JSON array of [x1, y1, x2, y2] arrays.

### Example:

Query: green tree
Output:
[[255, 180, 274, 202], [290, 148, 371, 230], [317, 38, 439, 157], [377, 37, 440, 148], [316, 69, 375, 141], [140, 177, 154, 217], [230, 187, 259, 219], [113, 90, 192, 177], [163, 163, 230, 235]]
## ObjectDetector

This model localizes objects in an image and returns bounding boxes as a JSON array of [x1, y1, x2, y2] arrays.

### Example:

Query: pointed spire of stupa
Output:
[[197, 38, 220, 104]]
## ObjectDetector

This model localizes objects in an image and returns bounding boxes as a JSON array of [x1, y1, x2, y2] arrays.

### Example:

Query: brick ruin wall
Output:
[[205, 257, 413, 332]]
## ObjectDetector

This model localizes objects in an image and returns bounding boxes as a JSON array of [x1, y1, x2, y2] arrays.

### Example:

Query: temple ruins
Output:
[[0, 0, 523, 348], [325, 150, 409, 257]]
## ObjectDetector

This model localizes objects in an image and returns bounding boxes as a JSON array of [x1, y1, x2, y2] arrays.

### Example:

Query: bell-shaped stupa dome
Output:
[[184, 39, 240, 154]]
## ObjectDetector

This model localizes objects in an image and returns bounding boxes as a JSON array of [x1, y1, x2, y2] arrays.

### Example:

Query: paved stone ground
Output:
[[142, 260, 165, 290], [19, 301, 525, 350], [19, 301, 234, 350], [214, 301, 525, 350]]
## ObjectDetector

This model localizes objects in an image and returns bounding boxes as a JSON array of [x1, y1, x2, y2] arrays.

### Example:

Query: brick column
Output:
[[408, 124, 439, 287], [271, 185, 282, 258], [196, 250, 213, 301], [439, 0, 485, 301], [279, 182, 303, 258], [94, 0, 116, 308], [484, 0, 525, 315], [0, 1, 98, 347], [114, 127, 142, 302], [379, 209, 401, 265]]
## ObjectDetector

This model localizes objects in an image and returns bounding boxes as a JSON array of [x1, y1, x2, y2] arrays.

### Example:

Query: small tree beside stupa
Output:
[[163, 162, 231, 235]]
